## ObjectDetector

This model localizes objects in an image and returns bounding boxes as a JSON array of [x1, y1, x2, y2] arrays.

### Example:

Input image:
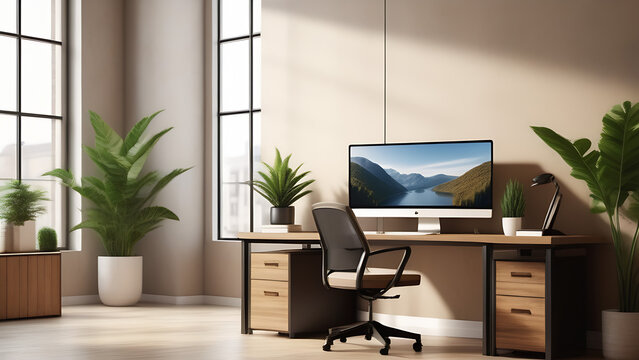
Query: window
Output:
[[217, 0, 265, 238], [0, 0, 65, 246]]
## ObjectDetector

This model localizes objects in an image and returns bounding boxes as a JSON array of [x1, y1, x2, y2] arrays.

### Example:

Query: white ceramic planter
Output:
[[602, 309, 639, 359], [98, 256, 143, 306], [14, 221, 37, 252], [502, 217, 522, 236], [0, 221, 36, 252]]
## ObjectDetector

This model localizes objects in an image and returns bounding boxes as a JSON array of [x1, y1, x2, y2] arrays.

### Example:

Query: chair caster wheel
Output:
[[322, 344, 331, 351], [339, 337, 347, 343], [365, 333, 372, 340], [380, 347, 389, 355], [413, 342, 423, 352]]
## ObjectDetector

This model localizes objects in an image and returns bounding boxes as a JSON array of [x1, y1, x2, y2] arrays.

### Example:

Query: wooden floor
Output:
[[0, 304, 602, 360]]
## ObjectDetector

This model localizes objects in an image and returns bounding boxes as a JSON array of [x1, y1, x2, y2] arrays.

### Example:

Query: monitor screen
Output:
[[349, 140, 493, 210]]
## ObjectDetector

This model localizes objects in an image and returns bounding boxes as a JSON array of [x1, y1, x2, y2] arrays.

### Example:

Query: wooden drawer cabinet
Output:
[[249, 249, 356, 337], [0, 253, 61, 320], [492, 251, 587, 359]]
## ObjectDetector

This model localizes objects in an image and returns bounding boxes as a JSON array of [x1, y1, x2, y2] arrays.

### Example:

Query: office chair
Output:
[[312, 202, 423, 355]]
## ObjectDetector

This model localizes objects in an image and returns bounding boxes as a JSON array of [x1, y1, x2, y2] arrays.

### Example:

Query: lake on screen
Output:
[[381, 187, 453, 206]]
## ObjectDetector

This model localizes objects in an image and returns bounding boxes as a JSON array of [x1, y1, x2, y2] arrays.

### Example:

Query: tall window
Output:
[[0, 0, 65, 246], [217, 0, 264, 239]]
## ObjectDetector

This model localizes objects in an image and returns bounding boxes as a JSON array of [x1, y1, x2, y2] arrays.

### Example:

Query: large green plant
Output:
[[0, 180, 48, 226], [253, 148, 315, 207], [45, 111, 190, 256], [501, 179, 525, 218], [532, 101, 639, 312]]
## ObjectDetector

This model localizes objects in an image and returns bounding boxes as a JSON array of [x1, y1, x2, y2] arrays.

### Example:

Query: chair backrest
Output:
[[312, 203, 370, 277]]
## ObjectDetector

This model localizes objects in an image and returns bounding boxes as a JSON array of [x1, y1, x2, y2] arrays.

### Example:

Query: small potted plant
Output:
[[0, 180, 48, 252], [501, 179, 525, 236], [253, 148, 315, 225], [532, 101, 639, 359], [46, 110, 189, 306], [37, 227, 58, 252]]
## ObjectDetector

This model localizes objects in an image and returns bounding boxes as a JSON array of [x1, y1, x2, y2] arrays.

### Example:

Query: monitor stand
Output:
[[370, 217, 441, 235]]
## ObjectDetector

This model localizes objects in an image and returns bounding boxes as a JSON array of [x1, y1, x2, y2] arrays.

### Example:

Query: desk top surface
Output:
[[238, 232, 605, 246]]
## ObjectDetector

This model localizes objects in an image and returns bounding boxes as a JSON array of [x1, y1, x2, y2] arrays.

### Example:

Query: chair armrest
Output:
[[355, 246, 412, 296]]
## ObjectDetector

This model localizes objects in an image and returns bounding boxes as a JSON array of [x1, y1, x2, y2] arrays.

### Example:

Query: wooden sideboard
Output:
[[0, 252, 61, 320]]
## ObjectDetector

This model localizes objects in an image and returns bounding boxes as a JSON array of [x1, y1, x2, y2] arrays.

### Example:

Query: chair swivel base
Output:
[[322, 320, 422, 355]]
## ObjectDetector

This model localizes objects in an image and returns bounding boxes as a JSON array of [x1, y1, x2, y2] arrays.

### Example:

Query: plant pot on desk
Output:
[[502, 217, 522, 236], [270, 207, 295, 225], [602, 310, 639, 359]]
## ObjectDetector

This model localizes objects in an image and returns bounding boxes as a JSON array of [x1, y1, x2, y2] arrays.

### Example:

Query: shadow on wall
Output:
[[264, 0, 639, 84]]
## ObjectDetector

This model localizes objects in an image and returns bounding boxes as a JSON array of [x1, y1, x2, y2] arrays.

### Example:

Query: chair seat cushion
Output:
[[327, 268, 421, 290]]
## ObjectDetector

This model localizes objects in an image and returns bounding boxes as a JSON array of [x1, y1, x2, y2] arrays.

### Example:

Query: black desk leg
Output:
[[482, 244, 495, 356], [241, 241, 251, 334]]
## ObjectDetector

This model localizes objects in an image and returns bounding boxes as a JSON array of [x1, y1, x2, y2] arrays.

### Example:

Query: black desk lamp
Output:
[[531, 173, 564, 235]]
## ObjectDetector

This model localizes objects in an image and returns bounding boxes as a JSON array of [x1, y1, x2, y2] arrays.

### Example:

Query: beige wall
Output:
[[62, 0, 124, 297], [262, 0, 639, 327], [123, 0, 205, 296]]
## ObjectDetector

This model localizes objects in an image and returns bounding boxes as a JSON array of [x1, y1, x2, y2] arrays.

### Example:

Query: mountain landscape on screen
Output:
[[349, 157, 491, 208]]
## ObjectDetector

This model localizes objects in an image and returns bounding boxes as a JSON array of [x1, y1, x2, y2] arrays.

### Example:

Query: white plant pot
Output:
[[14, 221, 37, 252], [602, 309, 639, 359], [502, 217, 522, 236], [98, 256, 143, 306], [0, 221, 8, 253]]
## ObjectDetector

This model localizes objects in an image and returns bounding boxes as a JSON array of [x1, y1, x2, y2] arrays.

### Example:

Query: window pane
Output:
[[21, 40, 62, 116], [220, 40, 249, 112], [221, 0, 249, 39], [0, 35, 17, 111], [0, 114, 16, 179], [21, 0, 62, 41], [252, 37, 261, 109], [21, 117, 62, 180], [0, 0, 16, 33], [253, 0, 261, 34], [252, 112, 269, 230], [220, 114, 251, 237], [23, 180, 63, 248]]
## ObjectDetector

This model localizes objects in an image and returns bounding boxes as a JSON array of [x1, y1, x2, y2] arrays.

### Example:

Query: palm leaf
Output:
[[89, 110, 123, 153]]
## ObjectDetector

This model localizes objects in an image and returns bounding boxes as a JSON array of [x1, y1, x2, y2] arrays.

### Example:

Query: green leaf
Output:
[[122, 110, 163, 155], [126, 128, 173, 180], [89, 110, 123, 153], [531, 126, 610, 214]]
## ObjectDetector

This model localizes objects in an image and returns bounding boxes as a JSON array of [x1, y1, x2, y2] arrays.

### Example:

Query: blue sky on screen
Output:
[[350, 142, 492, 177]]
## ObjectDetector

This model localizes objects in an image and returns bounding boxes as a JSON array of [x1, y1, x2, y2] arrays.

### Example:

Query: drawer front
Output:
[[251, 280, 289, 332], [496, 281, 545, 298], [496, 261, 545, 284], [251, 253, 289, 281], [496, 295, 545, 352]]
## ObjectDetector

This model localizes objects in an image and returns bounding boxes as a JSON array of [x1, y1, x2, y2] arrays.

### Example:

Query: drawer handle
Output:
[[511, 308, 532, 315], [264, 261, 279, 267], [264, 291, 279, 297], [510, 272, 532, 278]]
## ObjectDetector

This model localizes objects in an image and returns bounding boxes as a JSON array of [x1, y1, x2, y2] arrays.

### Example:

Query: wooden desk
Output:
[[237, 232, 603, 359]]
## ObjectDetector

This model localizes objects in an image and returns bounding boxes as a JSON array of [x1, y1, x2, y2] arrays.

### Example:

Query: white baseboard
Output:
[[61, 295, 100, 306], [203, 295, 241, 307], [358, 311, 482, 339]]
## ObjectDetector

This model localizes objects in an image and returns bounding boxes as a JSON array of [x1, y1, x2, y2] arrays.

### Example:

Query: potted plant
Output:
[[253, 148, 315, 225], [0, 180, 48, 252], [532, 100, 639, 359], [501, 179, 525, 236], [37, 227, 58, 252], [45, 110, 189, 306]]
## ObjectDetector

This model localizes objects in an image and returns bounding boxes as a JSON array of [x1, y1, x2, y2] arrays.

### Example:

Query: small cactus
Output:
[[38, 227, 58, 251]]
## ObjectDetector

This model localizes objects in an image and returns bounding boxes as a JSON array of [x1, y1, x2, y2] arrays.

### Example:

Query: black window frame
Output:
[[216, 0, 261, 240], [0, 0, 67, 247]]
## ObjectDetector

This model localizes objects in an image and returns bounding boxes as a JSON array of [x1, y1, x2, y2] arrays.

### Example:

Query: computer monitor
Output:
[[349, 140, 493, 234]]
